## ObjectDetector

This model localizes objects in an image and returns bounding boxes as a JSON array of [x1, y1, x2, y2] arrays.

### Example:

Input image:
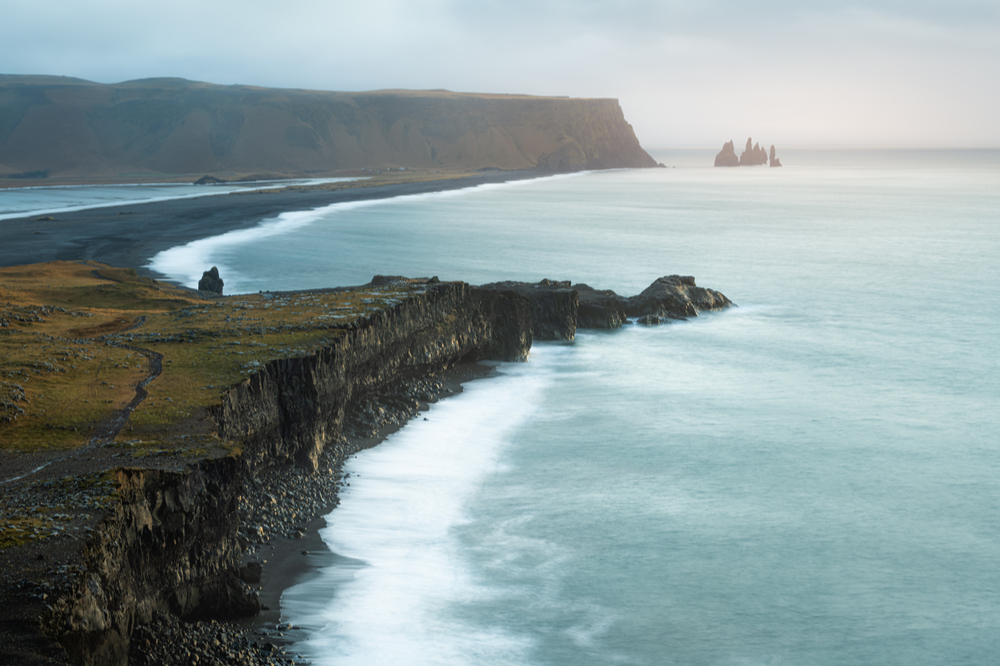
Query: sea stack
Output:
[[714, 140, 740, 166], [739, 138, 768, 166], [714, 137, 781, 167], [198, 266, 224, 294]]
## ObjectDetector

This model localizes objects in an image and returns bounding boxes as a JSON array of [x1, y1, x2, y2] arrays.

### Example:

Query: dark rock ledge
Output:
[[1, 276, 730, 665], [479, 275, 734, 340]]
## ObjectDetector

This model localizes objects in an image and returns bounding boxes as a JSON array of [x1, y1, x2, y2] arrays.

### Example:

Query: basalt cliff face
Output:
[[19, 282, 531, 665], [0, 76, 656, 180]]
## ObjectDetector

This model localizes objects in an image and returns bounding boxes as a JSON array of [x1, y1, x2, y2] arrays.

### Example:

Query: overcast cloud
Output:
[[2, 0, 997, 147]]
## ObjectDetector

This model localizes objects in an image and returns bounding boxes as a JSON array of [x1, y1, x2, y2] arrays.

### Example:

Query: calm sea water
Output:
[[0, 176, 364, 221], [56, 150, 1000, 663]]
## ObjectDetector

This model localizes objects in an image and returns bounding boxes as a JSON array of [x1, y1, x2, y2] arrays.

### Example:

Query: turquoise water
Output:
[[160, 150, 999, 663]]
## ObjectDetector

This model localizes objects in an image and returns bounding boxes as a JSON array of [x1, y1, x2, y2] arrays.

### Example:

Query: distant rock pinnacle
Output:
[[714, 137, 781, 167]]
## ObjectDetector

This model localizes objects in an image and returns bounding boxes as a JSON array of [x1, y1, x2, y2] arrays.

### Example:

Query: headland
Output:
[[0, 256, 731, 664]]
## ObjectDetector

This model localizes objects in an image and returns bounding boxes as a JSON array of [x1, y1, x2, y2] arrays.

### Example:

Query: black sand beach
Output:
[[1, 170, 528, 663], [0, 170, 546, 276]]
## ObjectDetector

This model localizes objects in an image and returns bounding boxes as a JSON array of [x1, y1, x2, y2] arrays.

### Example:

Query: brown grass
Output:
[[0, 261, 422, 459]]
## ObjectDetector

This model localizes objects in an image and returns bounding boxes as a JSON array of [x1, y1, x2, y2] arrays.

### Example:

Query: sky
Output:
[[1, 0, 998, 148]]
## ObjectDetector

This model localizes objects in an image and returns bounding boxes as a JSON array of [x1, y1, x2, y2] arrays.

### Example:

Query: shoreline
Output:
[[125, 361, 499, 665], [0, 169, 551, 282], [241, 362, 496, 657]]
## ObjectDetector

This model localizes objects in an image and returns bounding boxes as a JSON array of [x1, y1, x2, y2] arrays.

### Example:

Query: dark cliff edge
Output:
[[5, 275, 730, 665], [480, 275, 734, 340], [0, 76, 656, 180]]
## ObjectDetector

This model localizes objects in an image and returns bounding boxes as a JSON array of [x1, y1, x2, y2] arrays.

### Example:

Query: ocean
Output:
[[12, 149, 1000, 664], [0, 176, 364, 222]]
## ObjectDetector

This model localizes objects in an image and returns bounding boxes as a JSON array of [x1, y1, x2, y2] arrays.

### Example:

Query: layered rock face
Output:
[[481, 275, 733, 340], [44, 461, 254, 664], [0, 76, 657, 179], [214, 282, 531, 471]]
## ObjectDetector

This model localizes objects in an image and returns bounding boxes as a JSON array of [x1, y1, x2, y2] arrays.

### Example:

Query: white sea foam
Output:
[[146, 172, 583, 289], [280, 354, 555, 665]]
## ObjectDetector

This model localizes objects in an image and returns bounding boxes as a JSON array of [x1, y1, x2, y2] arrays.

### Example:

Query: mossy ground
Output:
[[0, 261, 421, 460]]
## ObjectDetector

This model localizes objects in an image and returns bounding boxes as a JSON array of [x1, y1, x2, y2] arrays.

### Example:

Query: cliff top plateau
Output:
[[0, 76, 656, 184]]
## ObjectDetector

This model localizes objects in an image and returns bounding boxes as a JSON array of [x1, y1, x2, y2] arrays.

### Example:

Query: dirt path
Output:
[[0, 316, 163, 485]]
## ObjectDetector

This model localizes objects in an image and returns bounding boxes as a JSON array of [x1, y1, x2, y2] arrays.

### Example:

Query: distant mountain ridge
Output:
[[0, 76, 656, 180]]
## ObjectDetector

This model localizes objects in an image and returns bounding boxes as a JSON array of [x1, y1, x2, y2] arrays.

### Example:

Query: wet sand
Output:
[[0, 170, 546, 277]]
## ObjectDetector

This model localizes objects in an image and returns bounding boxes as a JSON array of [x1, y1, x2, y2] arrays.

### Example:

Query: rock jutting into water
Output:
[[479, 275, 733, 340], [714, 137, 781, 167]]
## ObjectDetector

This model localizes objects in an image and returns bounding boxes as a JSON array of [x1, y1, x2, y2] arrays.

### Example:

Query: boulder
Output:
[[198, 266, 224, 294]]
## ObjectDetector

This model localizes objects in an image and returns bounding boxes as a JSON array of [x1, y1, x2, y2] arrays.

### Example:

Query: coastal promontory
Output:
[[0, 76, 657, 183], [0, 262, 731, 664]]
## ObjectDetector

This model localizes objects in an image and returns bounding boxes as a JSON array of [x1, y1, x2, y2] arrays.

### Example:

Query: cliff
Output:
[[0, 265, 731, 664], [0, 270, 532, 664], [0, 76, 656, 181]]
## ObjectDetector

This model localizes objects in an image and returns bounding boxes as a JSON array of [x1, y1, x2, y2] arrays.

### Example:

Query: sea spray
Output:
[[279, 351, 566, 665]]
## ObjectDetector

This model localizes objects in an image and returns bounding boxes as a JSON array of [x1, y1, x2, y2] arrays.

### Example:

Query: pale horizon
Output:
[[2, 0, 998, 149]]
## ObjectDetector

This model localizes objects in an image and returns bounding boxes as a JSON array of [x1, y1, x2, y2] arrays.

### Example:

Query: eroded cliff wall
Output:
[[0, 76, 656, 179], [37, 283, 531, 664]]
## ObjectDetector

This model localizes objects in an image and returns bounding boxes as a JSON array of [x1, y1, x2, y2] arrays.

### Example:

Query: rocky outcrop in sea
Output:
[[479, 275, 733, 340], [714, 138, 782, 167]]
